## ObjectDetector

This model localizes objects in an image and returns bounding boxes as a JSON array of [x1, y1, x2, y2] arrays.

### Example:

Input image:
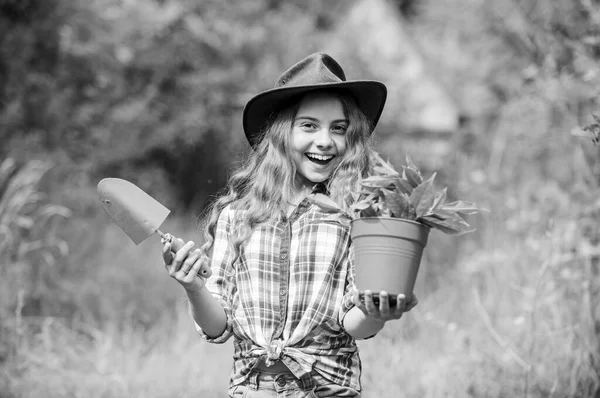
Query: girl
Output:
[[162, 52, 418, 397]]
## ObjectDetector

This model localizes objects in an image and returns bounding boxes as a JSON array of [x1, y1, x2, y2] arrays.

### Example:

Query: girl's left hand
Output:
[[352, 290, 418, 322]]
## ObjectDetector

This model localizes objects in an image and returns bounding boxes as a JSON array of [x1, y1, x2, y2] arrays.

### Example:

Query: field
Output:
[[2, 0, 600, 397], [2, 147, 598, 397]]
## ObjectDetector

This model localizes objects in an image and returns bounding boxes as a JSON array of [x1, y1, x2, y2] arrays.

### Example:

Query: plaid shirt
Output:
[[196, 187, 363, 391]]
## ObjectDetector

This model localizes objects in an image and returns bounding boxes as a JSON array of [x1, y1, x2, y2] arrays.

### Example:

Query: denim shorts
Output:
[[228, 370, 361, 398]]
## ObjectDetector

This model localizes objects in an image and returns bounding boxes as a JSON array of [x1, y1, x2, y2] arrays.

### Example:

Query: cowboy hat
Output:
[[242, 52, 387, 148]]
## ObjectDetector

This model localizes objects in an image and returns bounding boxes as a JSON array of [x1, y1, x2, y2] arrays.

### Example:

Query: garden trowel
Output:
[[97, 178, 212, 278]]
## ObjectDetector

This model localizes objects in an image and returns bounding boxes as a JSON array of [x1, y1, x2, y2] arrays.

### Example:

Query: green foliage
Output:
[[0, 158, 71, 319], [0, 160, 71, 275], [3, 0, 600, 397], [0, 0, 353, 210], [309, 151, 483, 235]]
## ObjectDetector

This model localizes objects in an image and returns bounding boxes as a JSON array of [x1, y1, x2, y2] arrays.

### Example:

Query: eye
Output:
[[332, 124, 348, 134], [300, 122, 317, 131]]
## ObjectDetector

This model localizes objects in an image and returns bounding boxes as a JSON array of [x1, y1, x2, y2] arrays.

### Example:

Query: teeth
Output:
[[306, 153, 334, 161]]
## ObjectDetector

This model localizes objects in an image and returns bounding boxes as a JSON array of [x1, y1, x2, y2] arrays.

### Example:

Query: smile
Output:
[[305, 153, 335, 164]]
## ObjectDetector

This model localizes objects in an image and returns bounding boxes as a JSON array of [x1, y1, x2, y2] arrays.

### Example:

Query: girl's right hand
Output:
[[161, 235, 207, 292]]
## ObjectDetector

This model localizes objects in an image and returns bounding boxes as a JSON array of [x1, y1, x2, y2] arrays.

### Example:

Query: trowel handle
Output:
[[165, 234, 212, 278]]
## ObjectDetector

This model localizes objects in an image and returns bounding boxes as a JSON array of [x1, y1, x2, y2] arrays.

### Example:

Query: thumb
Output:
[[162, 241, 173, 265]]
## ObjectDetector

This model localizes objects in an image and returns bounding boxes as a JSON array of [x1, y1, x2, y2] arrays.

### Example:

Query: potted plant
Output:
[[308, 151, 483, 300]]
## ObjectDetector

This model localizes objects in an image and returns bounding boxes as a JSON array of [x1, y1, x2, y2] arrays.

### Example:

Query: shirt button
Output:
[[280, 253, 287, 260], [276, 375, 287, 387], [280, 289, 286, 296]]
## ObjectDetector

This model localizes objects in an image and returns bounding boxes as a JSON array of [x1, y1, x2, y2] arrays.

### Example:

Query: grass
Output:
[[2, 194, 599, 397], [2, 1, 600, 394], [1, 209, 234, 397], [2, 308, 232, 397], [2, 127, 600, 397]]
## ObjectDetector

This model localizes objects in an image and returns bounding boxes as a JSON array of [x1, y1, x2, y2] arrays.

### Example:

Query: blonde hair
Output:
[[200, 90, 376, 261]]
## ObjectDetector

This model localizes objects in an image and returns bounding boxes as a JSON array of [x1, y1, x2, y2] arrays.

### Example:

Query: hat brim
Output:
[[242, 81, 387, 148]]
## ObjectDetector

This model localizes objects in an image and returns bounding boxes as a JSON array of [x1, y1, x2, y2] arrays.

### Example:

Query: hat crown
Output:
[[274, 53, 347, 89], [242, 52, 387, 148]]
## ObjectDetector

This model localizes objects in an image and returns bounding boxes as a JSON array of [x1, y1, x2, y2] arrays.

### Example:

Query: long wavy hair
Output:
[[199, 89, 377, 261]]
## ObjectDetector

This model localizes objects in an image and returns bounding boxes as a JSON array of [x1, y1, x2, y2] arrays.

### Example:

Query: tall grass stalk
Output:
[[0, 158, 72, 311], [0, 158, 73, 391], [2, 305, 232, 397], [3, 197, 600, 396]]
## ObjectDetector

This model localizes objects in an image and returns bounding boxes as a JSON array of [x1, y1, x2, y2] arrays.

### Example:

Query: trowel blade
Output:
[[97, 178, 171, 245]]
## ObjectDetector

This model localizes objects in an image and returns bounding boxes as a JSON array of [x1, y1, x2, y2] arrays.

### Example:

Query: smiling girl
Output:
[[161, 53, 418, 397]]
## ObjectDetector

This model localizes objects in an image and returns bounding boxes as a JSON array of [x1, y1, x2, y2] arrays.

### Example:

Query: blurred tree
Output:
[[0, 0, 67, 144], [325, 0, 461, 170], [0, 0, 455, 213]]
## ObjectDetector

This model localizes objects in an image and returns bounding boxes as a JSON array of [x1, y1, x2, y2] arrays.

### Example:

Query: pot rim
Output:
[[350, 217, 431, 229]]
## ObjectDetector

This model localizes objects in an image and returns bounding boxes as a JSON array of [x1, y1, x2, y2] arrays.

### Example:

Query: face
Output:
[[290, 92, 348, 192]]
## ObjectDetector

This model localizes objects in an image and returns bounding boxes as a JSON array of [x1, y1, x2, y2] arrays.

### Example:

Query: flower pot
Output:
[[350, 217, 430, 298]]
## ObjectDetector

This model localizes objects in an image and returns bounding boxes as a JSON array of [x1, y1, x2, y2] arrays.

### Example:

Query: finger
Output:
[[395, 294, 407, 315], [198, 254, 212, 278], [160, 233, 172, 245], [364, 290, 377, 314], [379, 291, 391, 316], [171, 240, 196, 272], [180, 248, 201, 275], [185, 255, 207, 281], [162, 241, 173, 266]]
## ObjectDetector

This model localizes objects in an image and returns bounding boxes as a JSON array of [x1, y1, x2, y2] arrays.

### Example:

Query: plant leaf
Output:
[[353, 192, 378, 204], [361, 175, 396, 188], [349, 150, 481, 233], [403, 166, 423, 188], [393, 177, 414, 195], [382, 188, 409, 218], [441, 200, 482, 215], [307, 193, 341, 213], [400, 203, 415, 219], [409, 173, 436, 211], [371, 152, 399, 175], [427, 208, 461, 220], [337, 215, 352, 227], [361, 204, 380, 217], [431, 188, 447, 210], [373, 164, 399, 176], [405, 154, 419, 171], [415, 182, 440, 218], [350, 201, 372, 211], [420, 213, 475, 235]]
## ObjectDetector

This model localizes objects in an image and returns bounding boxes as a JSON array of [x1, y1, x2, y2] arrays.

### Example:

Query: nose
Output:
[[314, 127, 334, 148]]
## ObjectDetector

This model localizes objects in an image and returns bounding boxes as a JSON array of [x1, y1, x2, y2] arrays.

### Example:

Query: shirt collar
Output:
[[310, 182, 329, 195]]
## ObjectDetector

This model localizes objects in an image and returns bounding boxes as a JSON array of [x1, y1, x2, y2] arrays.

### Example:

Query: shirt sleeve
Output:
[[338, 241, 378, 340], [195, 205, 236, 343]]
